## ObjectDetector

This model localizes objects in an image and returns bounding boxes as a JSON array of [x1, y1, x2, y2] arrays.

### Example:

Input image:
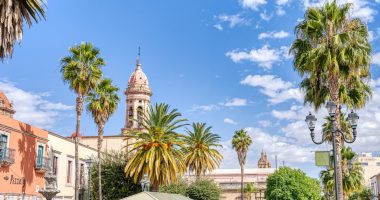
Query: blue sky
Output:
[[1, 0, 380, 177]]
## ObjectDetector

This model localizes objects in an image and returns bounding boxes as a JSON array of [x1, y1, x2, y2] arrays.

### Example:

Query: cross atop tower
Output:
[[136, 46, 141, 66]]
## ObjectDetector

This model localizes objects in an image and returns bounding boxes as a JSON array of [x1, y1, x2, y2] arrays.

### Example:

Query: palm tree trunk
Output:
[[75, 95, 83, 200], [98, 124, 104, 200], [241, 165, 244, 200], [328, 74, 344, 200]]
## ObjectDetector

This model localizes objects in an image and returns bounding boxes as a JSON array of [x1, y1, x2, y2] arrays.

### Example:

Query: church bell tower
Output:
[[123, 50, 152, 132]]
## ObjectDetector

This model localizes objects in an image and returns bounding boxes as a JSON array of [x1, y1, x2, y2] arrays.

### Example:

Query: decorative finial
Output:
[[136, 46, 141, 67]]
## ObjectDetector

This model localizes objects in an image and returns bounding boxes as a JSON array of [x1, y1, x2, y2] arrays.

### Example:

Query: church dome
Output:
[[126, 61, 152, 96], [128, 63, 150, 86]]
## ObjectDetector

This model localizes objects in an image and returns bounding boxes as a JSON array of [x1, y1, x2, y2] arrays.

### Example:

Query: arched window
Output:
[[137, 106, 143, 128], [128, 107, 133, 128]]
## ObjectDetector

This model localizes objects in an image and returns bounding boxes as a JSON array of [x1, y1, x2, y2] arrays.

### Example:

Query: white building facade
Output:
[[48, 132, 97, 200], [356, 153, 380, 187]]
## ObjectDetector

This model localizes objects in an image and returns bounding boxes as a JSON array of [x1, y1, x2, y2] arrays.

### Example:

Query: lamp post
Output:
[[140, 173, 150, 192], [84, 159, 94, 200], [305, 101, 359, 200]]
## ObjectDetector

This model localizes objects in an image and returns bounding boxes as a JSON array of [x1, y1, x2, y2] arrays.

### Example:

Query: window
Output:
[[361, 162, 369, 166], [0, 134, 8, 159], [67, 160, 72, 184], [377, 162, 380, 166], [137, 106, 143, 128], [52, 156, 58, 176], [36, 145, 44, 168]]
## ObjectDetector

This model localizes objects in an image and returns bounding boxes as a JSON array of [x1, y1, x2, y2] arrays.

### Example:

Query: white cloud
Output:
[[258, 120, 271, 127], [226, 45, 284, 69], [259, 11, 273, 21], [276, 7, 286, 16], [240, 74, 303, 104], [240, 0, 267, 10], [219, 127, 317, 169], [372, 52, 380, 66], [258, 30, 290, 39], [303, 0, 377, 23], [0, 81, 74, 129], [216, 14, 250, 29], [222, 98, 248, 107], [190, 104, 219, 112], [224, 118, 238, 125], [276, 0, 290, 5], [213, 24, 223, 31]]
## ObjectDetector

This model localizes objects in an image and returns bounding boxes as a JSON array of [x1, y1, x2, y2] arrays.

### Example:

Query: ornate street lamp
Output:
[[305, 101, 359, 200], [140, 173, 150, 192], [84, 158, 94, 200]]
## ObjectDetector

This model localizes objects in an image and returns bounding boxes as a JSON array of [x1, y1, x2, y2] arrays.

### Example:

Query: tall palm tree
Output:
[[320, 147, 363, 200], [183, 122, 223, 178], [60, 42, 104, 200], [124, 103, 187, 191], [232, 129, 252, 200], [0, 0, 45, 59], [86, 78, 119, 200], [290, 1, 371, 199]]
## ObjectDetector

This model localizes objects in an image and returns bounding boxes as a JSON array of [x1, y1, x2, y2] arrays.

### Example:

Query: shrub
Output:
[[186, 179, 221, 200]]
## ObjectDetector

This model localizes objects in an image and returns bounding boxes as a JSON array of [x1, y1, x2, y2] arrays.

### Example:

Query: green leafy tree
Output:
[[320, 147, 364, 199], [0, 0, 45, 59], [183, 122, 223, 178], [290, 1, 372, 199], [186, 179, 221, 200], [124, 103, 188, 190], [61, 42, 104, 200], [86, 78, 119, 200], [159, 179, 189, 196], [91, 151, 141, 200], [348, 188, 374, 200], [232, 129, 252, 200], [244, 182, 258, 200], [266, 167, 322, 200]]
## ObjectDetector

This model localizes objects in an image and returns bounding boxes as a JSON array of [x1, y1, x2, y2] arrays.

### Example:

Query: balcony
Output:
[[0, 148, 15, 167], [35, 157, 50, 173]]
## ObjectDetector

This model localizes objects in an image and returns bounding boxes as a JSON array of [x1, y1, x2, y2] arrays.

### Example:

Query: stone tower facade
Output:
[[123, 58, 152, 132], [258, 150, 271, 168]]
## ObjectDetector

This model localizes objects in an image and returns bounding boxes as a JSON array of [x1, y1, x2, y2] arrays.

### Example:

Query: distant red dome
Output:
[[0, 91, 15, 118]]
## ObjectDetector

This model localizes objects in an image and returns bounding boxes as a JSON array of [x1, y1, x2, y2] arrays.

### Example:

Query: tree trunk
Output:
[[328, 74, 344, 200], [98, 124, 104, 200], [75, 95, 83, 200], [241, 164, 244, 200]]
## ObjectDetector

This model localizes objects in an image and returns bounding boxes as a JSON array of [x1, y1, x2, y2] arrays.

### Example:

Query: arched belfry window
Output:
[[137, 106, 143, 128], [128, 107, 133, 128]]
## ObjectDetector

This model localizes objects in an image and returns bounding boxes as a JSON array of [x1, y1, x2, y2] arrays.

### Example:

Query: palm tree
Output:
[[244, 182, 258, 200], [232, 129, 252, 200], [60, 42, 104, 200], [86, 78, 119, 200], [320, 147, 363, 199], [183, 122, 223, 178], [124, 103, 187, 191], [0, 0, 45, 59], [290, 1, 372, 199]]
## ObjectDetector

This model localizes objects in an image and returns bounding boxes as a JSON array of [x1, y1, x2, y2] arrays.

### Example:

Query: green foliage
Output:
[[266, 167, 322, 200], [159, 179, 188, 196], [244, 182, 258, 200], [183, 122, 223, 177], [349, 188, 374, 200], [186, 179, 222, 200], [320, 147, 364, 198], [124, 103, 188, 188], [91, 151, 141, 200]]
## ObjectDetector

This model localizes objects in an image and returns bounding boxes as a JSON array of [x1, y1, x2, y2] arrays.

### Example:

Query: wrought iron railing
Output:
[[35, 156, 50, 172], [0, 147, 15, 166]]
